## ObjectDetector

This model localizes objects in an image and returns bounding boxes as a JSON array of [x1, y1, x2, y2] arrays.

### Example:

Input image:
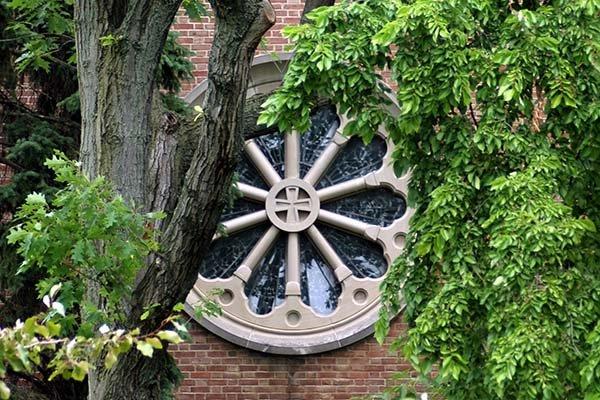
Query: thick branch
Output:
[[0, 156, 22, 172], [132, 0, 275, 334], [76, 2, 185, 399]]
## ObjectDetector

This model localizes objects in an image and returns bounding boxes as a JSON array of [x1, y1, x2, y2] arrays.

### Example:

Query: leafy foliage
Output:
[[0, 304, 190, 400], [262, 0, 600, 398], [0, 118, 77, 297], [7, 153, 164, 334], [182, 0, 208, 21], [159, 31, 195, 114], [4, 0, 75, 73], [0, 155, 222, 399], [0, 119, 76, 216], [2, 0, 195, 113]]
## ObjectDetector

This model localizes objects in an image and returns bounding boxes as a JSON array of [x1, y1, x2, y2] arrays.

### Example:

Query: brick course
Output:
[[173, 317, 415, 400]]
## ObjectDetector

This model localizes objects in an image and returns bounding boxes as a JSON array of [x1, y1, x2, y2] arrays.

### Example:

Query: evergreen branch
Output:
[[0, 156, 22, 172]]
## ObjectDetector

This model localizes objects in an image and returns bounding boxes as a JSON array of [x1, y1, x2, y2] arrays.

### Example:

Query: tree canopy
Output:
[[261, 0, 600, 398]]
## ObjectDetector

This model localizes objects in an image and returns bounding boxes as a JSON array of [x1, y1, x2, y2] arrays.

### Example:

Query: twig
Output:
[[469, 103, 479, 130]]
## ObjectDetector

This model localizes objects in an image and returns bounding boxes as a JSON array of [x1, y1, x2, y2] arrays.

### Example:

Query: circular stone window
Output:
[[185, 55, 412, 355]]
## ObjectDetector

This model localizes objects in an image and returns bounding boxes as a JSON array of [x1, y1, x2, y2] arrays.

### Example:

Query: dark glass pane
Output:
[[245, 236, 286, 315], [220, 198, 263, 222], [317, 223, 387, 278], [300, 105, 339, 177], [322, 188, 406, 226], [199, 224, 268, 279], [237, 154, 269, 190], [254, 132, 285, 178], [299, 233, 342, 315], [316, 135, 387, 189]]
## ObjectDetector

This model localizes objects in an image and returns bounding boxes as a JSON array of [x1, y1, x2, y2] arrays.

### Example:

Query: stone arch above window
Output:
[[184, 54, 413, 355]]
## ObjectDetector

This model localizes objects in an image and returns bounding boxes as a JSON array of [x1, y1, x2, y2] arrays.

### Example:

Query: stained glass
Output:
[[199, 224, 268, 279], [201, 108, 401, 317], [220, 198, 263, 222], [299, 233, 342, 314], [238, 154, 269, 189], [321, 188, 406, 226], [317, 223, 387, 278], [300, 105, 339, 177], [254, 133, 285, 177], [316, 135, 387, 189], [245, 237, 287, 315]]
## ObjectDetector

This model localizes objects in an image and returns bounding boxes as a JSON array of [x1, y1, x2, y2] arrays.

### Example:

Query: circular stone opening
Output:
[[286, 310, 301, 327], [353, 289, 368, 305], [219, 289, 234, 305], [394, 233, 406, 249]]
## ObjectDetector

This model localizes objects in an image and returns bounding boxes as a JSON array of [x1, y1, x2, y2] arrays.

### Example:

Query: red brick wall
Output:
[[170, 4, 415, 400], [173, 317, 416, 400], [174, 0, 303, 97]]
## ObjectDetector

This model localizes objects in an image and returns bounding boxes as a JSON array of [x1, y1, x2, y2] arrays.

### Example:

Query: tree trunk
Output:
[[75, 0, 275, 399], [75, 0, 181, 206]]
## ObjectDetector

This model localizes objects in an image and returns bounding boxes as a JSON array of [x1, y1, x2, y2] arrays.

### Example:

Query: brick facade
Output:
[[173, 317, 414, 400], [171, 3, 415, 399]]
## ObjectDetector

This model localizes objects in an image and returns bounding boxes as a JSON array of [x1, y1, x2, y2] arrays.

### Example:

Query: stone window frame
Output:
[[184, 53, 412, 355]]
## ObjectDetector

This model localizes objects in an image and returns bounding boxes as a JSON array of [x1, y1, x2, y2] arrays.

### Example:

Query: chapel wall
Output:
[[170, 3, 416, 399]]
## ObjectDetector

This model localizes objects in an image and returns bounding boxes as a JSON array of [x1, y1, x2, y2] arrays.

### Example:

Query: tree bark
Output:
[[75, 0, 275, 399], [131, 0, 276, 325], [76, 0, 181, 206]]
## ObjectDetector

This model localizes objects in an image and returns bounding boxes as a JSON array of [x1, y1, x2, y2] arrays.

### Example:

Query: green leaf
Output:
[[145, 337, 163, 350], [52, 302, 66, 317], [25, 192, 46, 206], [71, 362, 89, 381], [157, 330, 183, 344], [140, 310, 151, 321], [182, 0, 208, 21], [493, 276, 506, 286], [0, 381, 10, 400], [136, 341, 154, 357], [104, 350, 118, 369]]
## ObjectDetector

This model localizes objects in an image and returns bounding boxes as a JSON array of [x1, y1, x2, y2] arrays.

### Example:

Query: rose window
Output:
[[186, 102, 412, 354]]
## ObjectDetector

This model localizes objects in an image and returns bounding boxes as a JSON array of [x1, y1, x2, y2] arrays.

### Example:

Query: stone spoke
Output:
[[233, 225, 280, 282], [236, 182, 269, 202], [285, 130, 300, 179], [317, 174, 373, 202], [317, 209, 378, 240], [214, 210, 268, 240], [303, 130, 349, 186], [306, 225, 353, 282], [286, 232, 301, 296], [245, 139, 282, 186]]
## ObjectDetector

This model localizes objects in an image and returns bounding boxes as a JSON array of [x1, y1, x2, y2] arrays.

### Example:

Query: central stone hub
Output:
[[266, 178, 320, 232]]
